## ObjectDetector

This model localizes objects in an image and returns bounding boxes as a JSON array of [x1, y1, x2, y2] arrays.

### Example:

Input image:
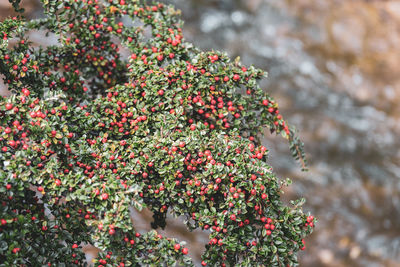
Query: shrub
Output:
[[0, 0, 314, 266]]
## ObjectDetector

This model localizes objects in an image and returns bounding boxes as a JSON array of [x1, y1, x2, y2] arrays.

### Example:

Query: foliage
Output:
[[0, 0, 314, 266]]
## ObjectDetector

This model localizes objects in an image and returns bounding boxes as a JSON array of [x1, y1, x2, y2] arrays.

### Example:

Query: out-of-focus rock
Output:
[[318, 249, 334, 264], [0, 0, 10, 8], [82, 245, 101, 266], [330, 17, 365, 55], [0, 0, 40, 19], [241, 0, 262, 13], [349, 246, 361, 259], [385, 1, 400, 21], [278, 0, 400, 114], [0, 75, 10, 97]]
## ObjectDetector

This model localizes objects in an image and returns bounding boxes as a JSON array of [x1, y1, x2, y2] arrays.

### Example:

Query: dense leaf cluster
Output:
[[0, 0, 313, 266]]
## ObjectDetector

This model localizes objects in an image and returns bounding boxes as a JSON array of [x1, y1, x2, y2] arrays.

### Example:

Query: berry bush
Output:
[[0, 0, 314, 266]]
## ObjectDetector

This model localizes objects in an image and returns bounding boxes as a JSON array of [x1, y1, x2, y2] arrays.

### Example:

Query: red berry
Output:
[[181, 247, 188, 255], [230, 214, 236, 221], [262, 99, 269, 106], [101, 193, 109, 200], [233, 74, 240, 81], [5, 103, 13, 110], [22, 88, 30, 96], [174, 243, 180, 250]]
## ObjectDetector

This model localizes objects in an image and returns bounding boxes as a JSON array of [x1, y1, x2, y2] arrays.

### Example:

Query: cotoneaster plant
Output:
[[0, 0, 314, 266]]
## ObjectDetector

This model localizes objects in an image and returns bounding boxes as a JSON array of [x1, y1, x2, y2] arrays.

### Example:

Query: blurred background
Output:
[[1, 0, 400, 266]]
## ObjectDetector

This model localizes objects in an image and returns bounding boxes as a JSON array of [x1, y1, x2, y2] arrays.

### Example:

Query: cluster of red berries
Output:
[[0, 0, 312, 266]]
